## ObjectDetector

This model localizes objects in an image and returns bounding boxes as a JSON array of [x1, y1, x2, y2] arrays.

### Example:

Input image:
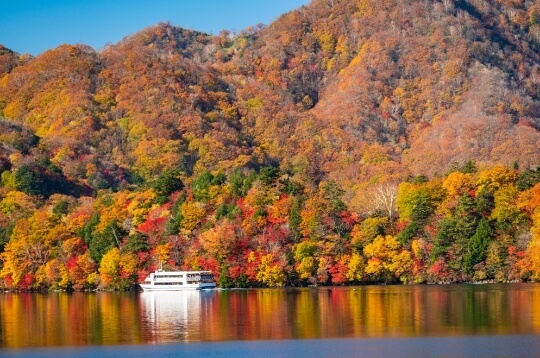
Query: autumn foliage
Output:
[[1, 0, 540, 290]]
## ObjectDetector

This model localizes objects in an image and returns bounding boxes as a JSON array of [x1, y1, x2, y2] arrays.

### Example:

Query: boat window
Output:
[[154, 282, 183, 285]]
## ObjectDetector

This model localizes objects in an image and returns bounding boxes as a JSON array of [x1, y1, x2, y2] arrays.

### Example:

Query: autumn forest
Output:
[[1, 0, 540, 290]]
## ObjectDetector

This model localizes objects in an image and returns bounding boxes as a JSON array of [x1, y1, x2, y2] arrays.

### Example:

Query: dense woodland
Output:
[[1, 0, 540, 290]]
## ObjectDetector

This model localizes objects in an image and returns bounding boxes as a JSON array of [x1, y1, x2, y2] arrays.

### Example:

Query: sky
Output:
[[0, 0, 311, 56]]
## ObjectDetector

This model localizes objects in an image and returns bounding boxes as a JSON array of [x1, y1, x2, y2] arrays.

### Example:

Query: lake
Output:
[[1, 284, 540, 357]]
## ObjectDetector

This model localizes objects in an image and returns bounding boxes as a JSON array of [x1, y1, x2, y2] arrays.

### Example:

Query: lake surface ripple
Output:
[[1, 283, 540, 357]]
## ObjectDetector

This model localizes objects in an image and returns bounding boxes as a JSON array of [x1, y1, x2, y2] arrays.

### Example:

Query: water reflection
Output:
[[1, 284, 540, 348], [140, 290, 215, 342]]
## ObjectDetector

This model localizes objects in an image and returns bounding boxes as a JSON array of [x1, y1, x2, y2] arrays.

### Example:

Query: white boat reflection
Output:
[[140, 290, 216, 342]]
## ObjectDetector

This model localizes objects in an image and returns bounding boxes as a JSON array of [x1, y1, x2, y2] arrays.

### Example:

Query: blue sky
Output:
[[0, 0, 310, 56]]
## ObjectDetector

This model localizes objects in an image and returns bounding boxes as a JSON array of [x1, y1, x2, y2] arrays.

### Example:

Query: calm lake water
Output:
[[1, 284, 540, 357]]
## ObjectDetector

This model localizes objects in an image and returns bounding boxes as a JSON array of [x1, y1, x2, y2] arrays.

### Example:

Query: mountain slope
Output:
[[0, 0, 539, 197]]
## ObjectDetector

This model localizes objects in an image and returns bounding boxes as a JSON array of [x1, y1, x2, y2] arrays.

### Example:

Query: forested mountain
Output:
[[0, 0, 540, 290]]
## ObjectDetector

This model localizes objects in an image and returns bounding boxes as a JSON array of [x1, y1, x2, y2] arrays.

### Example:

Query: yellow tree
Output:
[[350, 217, 388, 249], [99, 248, 121, 288], [442, 171, 474, 199], [524, 210, 540, 280], [180, 201, 206, 232], [99, 247, 139, 289], [396, 180, 444, 222], [256, 253, 286, 287], [363, 235, 412, 283], [346, 253, 365, 282], [0, 208, 57, 288], [0, 190, 37, 221], [293, 240, 318, 282], [476, 165, 518, 192], [490, 184, 524, 224]]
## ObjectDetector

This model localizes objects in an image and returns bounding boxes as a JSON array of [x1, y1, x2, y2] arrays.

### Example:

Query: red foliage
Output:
[[137, 216, 166, 246], [199, 256, 219, 275], [19, 274, 35, 291], [229, 265, 246, 280], [329, 261, 348, 285], [396, 221, 409, 232], [66, 256, 79, 270], [429, 258, 447, 280], [340, 211, 359, 227]]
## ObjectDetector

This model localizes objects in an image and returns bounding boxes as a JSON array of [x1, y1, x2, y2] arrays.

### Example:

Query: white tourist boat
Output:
[[139, 270, 217, 291]]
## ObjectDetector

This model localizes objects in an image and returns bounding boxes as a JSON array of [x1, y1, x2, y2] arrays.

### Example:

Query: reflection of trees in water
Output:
[[2, 285, 540, 348]]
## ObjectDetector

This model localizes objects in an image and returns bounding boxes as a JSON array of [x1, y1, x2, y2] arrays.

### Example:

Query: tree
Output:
[[15, 165, 42, 196], [153, 169, 184, 203], [476, 166, 518, 192], [464, 218, 493, 274], [443, 171, 474, 199], [364, 235, 410, 283], [259, 166, 280, 186], [256, 253, 286, 287], [99, 248, 122, 289], [199, 219, 237, 259], [293, 240, 318, 282], [373, 184, 398, 220], [516, 167, 540, 191]]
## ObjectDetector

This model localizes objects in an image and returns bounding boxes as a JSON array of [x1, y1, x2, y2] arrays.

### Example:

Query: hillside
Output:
[[0, 0, 540, 290]]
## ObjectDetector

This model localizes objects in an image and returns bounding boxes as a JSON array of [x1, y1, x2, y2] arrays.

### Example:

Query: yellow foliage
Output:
[[94, 192, 129, 233], [119, 251, 139, 279], [297, 256, 317, 279], [126, 189, 156, 226], [363, 235, 409, 280], [316, 32, 336, 53], [396, 180, 444, 221], [99, 248, 138, 288], [346, 253, 365, 282], [490, 185, 522, 223], [442, 172, 474, 198], [476, 165, 518, 192], [351, 217, 388, 248], [256, 253, 286, 287], [244, 181, 280, 208], [1, 172, 18, 190], [133, 138, 181, 179], [300, 196, 325, 239], [0, 191, 36, 218], [180, 201, 206, 231], [443, 60, 462, 79], [411, 239, 425, 258], [364, 235, 400, 259], [294, 240, 318, 261], [387, 250, 413, 280], [365, 257, 384, 276], [99, 248, 121, 287], [525, 211, 540, 280], [153, 242, 172, 265]]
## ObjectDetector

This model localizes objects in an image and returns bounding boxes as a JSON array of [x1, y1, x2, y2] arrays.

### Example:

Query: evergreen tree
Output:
[[464, 218, 493, 274], [153, 169, 184, 203]]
